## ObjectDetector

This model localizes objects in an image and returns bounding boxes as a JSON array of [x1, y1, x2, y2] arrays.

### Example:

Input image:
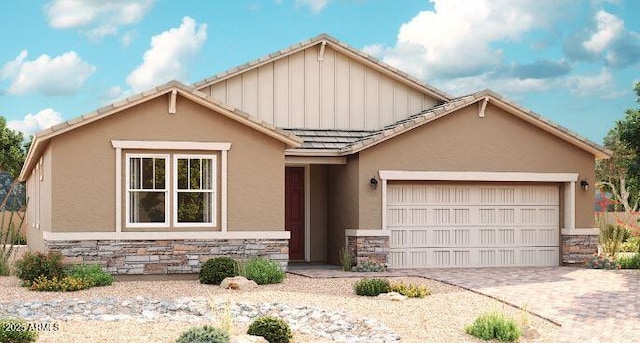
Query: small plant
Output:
[[338, 247, 353, 272], [617, 253, 640, 269], [619, 236, 640, 253], [247, 316, 292, 343], [354, 278, 390, 296], [465, 311, 521, 342], [599, 224, 626, 257], [14, 251, 65, 286], [389, 282, 431, 298], [66, 264, 114, 287], [199, 257, 238, 285], [241, 257, 285, 285], [30, 275, 93, 292], [0, 202, 26, 276], [352, 259, 386, 272], [0, 317, 38, 343], [175, 325, 230, 343], [585, 253, 620, 270]]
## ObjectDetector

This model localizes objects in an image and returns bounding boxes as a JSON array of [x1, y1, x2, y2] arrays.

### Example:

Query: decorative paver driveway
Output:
[[289, 266, 640, 342]]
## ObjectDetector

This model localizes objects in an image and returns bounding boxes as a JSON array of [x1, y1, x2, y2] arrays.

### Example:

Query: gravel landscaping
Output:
[[0, 274, 560, 342]]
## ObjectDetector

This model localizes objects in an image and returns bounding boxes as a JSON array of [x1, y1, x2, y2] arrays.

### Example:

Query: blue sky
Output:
[[1, 0, 638, 145]]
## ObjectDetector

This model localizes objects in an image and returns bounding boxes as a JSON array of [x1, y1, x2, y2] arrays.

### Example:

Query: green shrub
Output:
[[585, 254, 620, 270], [241, 258, 285, 285], [338, 247, 353, 272], [617, 253, 640, 269], [66, 264, 114, 287], [389, 282, 431, 298], [354, 278, 390, 296], [175, 325, 230, 343], [465, 311, 521, 342], [199, 257, 238, 285], [30, 275, 92, 292], [247, 316, 292, 343], [352, 259, 386, 272], [619, 236, 640, 253], [599, 224, 626, 256], [14, 251, 65, 286], [0, 317, 38, 343]]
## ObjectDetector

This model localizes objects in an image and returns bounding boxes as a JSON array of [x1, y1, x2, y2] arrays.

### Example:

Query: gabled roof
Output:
[[19, 81, 303, 181], [193, 33, 452, 103], [285, 89, 612, 160]]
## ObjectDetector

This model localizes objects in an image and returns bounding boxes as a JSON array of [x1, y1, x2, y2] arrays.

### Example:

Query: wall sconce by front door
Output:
[[580, 179, 589, 191], [370, 176, 378, 190]]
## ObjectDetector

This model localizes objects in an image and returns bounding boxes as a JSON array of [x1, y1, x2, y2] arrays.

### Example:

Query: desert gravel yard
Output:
[[0, 274, 559, 342]]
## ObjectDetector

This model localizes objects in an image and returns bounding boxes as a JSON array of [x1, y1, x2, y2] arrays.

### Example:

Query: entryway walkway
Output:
[[289, 266, 640, 342]]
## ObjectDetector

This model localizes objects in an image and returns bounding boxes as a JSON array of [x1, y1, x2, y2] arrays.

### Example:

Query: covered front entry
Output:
[[285, 167, 305, 261], [387, 182, 560, 268]]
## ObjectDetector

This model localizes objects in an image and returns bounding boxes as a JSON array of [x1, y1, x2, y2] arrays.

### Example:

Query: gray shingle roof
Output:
[[282, 129, 377, 149]]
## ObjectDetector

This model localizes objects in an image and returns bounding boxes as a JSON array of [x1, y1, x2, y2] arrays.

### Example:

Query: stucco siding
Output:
[[358, 103, 597, 230], [201, 45, 439, 131], [327, 155, 359, 264], [49, 94, 286, 233], [309, 164, 328, 262], [25, 144, 52, 251]]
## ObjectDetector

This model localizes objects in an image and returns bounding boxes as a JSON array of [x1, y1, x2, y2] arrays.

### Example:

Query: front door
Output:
[[285, 167, 305, 261]]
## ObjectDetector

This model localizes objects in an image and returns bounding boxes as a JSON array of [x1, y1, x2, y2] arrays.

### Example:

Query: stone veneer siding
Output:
[[44, 239, 289, 274], [561, 234, 599, 265], [347, 235, 389, 265]]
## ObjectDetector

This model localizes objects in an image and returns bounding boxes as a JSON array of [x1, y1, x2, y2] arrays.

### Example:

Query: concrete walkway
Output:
[[289, 266, 640, 342]]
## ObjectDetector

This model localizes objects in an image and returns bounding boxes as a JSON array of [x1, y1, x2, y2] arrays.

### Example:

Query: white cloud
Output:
[[100, 86, 130, 105], [583, 10, 623, 54], [44, 0, 153, 40], [0, 50, 95, 96], [295, 0, 329, 13], [8, 109, 64, 136], [564, 69, 624, 98], [365, 0, 566, 81], [126, 17, 207, 92], [121, 31, 136, 47]]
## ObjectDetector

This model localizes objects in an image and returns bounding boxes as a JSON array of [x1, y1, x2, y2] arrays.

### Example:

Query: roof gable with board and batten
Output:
[[193, 34, 451, 131]]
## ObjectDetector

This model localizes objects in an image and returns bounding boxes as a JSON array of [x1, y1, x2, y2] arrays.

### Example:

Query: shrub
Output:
[[0, 317, 38, 343], [585, 254, 620, 270], [352, 259, 386, 272], [241, 258, 285, 285], [30, 275, 92, 292], [354, 278, 390, 296], [199, 257, 238, 285], [599, 224, 626, 256], [389, 282, 431, 298], [247, 316, 292, 343], [175, 325, 230, 343], [619, 236, 640, 253], [617, 253, 640, 269], [0, 209, 26, 276], [338, 247, 353, 272], [66, 264, 114, 287], [465, 311, 521, 342], [14, 251, 65, 285]]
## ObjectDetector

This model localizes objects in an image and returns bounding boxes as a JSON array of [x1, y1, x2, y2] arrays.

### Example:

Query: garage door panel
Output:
[[388, 183, 560, 268]]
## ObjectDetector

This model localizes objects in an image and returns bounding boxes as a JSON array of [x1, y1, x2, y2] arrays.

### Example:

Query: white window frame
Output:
[[125, 153, 170, 228], [173, 154, 217, 227]]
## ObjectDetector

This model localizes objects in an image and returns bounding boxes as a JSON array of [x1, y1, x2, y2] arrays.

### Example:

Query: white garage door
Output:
[[387, 183, 560, 268]]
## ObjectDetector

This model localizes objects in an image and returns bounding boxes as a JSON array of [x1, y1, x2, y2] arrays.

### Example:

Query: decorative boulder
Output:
[[220, 276, 258, 291], [523, 325, 540, 339], [377, 291, 407, 301], [231, 334, 269, 343]]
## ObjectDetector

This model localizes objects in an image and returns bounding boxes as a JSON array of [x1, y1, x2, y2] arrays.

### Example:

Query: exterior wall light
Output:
[[580, 179, 589, 191], [370, 176, 378, 189]]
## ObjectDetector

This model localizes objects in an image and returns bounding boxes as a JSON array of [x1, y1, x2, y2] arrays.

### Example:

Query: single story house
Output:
[[19, 34, 611, 274]]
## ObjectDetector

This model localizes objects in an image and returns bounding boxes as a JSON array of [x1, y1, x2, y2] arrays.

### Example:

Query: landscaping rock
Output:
[[377, 292, 407, 302], [220, 276, 258, 291], [523, 324, 540, 339], [231, 334, 269, 343]]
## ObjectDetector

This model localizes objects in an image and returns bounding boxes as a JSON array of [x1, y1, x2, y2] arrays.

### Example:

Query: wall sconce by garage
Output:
[[580, 179, 589, 191], [370, 176, 379, 190]]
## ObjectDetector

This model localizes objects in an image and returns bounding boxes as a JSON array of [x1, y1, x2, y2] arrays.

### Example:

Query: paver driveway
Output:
[[291, 266, 640, 342]]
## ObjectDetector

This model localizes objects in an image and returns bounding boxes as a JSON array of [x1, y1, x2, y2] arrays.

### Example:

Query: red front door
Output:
[[285, 167, 305, 261]]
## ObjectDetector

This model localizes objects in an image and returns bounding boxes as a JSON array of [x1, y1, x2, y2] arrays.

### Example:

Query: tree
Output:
[[0, 116, 25, 178], [597, 82, 640, 213]]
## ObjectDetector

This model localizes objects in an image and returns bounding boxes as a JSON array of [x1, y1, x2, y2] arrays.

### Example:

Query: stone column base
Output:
[[346, 235, 390, 265], [44, 238, 289, 275], [561, 234, 598, 265]]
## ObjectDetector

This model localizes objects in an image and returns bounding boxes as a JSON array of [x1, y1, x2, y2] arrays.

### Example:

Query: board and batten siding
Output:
[[202, 45, 439, 130]]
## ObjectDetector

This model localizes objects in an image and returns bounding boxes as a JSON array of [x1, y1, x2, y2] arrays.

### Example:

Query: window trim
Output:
[[125, 153, 170, 228], [172, 154, 217, 227]]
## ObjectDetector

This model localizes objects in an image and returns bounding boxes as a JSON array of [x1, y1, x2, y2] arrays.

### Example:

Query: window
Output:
[[174, 155, 216, 226], [126, 154, 169, 227]]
